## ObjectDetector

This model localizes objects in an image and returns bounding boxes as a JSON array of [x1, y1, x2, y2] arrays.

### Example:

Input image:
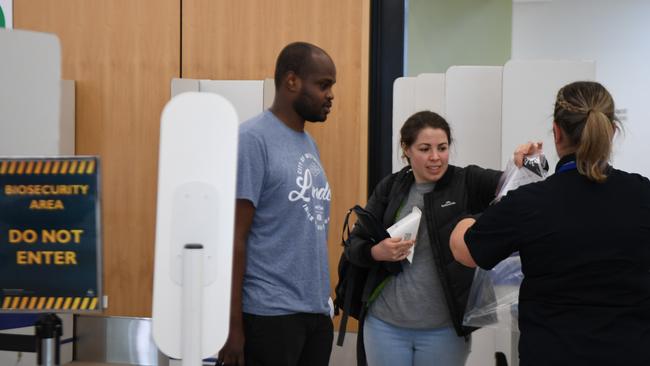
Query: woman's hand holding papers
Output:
[[371, 237, 415, 262]]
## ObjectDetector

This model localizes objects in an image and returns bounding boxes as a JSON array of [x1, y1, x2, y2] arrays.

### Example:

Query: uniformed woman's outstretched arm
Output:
[[449, 217, 477, 268]]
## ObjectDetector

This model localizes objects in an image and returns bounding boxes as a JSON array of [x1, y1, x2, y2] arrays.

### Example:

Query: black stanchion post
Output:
[[35, 313, 62, 366]]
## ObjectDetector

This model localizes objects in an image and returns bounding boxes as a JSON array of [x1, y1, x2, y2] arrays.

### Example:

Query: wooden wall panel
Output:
[[15, 0, 180, 317], [182, 0, 369, 330]]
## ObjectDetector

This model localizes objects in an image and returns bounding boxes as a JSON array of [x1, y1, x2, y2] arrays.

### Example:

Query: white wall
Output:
[[501, 60, 595, 170], [512, 0, 650, 177]]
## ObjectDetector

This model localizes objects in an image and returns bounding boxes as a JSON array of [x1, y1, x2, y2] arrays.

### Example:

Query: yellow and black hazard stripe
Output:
[[1, 296, 99, 310], [0, 158, 96, 175]]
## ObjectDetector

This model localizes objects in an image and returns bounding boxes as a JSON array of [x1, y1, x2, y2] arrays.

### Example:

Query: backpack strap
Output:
[[335, 200, 396, 347], [336, 207, 356, 346], [341, 207, 354, 246], [336, 267, 355, 346]]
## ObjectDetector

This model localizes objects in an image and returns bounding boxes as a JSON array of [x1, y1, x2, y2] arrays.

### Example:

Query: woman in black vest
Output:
[[451, 81, 650, 365]]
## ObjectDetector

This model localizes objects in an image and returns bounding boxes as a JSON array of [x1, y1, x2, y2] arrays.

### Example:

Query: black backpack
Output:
[[333, 204, 390, 346]]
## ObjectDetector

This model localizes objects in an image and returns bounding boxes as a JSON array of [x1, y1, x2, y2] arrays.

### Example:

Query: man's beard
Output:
[[293, 93, 326, 122]]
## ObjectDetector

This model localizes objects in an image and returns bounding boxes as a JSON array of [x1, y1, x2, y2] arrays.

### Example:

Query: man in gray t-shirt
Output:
[[218, 42, 336, 366], [238, 110, 331, 317]]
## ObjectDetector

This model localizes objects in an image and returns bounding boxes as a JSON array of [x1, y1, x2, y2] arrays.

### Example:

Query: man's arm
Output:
[[217, 199, 255, 366]]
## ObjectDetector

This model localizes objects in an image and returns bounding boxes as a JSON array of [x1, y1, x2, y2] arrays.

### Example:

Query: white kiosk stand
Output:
[[152, 92, 238, 365]]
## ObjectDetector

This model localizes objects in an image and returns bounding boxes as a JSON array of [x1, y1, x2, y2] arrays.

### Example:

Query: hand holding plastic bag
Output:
[[495, 153, 548, 203]]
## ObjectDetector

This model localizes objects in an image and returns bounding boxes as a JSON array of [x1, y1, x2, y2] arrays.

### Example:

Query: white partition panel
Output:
[[263, 78, 275, 110], [501, 60, 595, 170], [199, 80, 264, 123], [415, 73, 446, 116], [171, 79, 268, 125], [392, 77, 417, 172], [0, 28, 74, 366], [171, 78, 199, 97], [446, 66, 503, 170], [0, 29, 61, 155]]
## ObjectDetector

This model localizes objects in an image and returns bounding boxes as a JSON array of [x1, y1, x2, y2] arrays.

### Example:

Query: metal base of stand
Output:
[[36, 313, 62, 366]]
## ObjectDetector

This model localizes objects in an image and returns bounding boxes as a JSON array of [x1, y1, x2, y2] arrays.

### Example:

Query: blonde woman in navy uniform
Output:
[[451, 81, 650, 366]]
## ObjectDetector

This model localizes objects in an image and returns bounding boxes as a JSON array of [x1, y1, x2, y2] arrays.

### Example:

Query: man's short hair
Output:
[[274, 42, 327, 90]]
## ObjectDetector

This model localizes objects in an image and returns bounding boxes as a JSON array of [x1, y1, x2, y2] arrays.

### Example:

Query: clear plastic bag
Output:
[[494, 153, 549, 203], [463, 154, 549, 329], [463, 255, 523, 329]]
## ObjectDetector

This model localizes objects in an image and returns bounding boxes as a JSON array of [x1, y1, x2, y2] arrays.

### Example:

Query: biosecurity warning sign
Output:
[[0, 157, 101, 312]]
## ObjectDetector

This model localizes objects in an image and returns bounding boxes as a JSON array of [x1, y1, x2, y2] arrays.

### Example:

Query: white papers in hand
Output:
[[387, 206, 422, 263]]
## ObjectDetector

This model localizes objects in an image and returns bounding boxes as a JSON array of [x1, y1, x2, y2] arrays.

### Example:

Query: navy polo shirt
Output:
[[465, 154, 650, 366]]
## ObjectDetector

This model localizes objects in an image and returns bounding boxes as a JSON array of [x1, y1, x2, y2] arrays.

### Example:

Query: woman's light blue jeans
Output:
[[363, 314, 471, 366]]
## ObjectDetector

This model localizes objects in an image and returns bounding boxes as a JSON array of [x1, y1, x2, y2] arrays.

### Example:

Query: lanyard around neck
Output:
[[557, 160, 577, 173]]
